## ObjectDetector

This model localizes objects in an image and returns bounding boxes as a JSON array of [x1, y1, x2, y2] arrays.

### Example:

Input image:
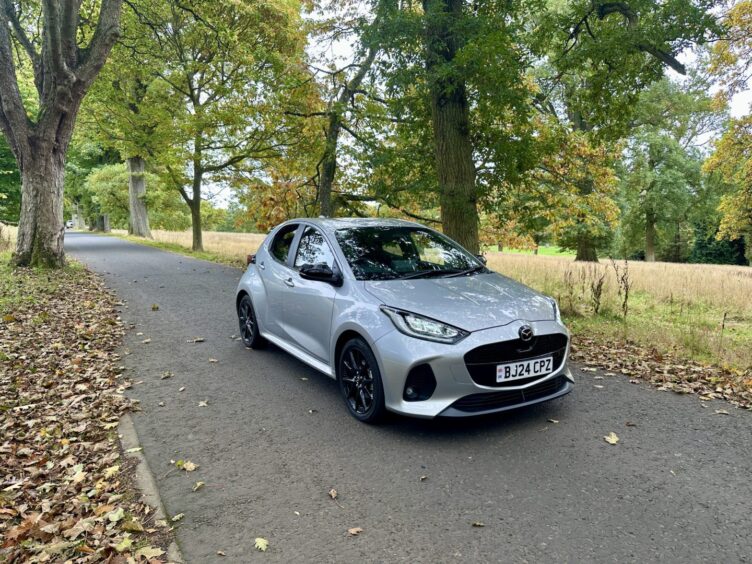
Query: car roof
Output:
[[291, 217, 426, 234]]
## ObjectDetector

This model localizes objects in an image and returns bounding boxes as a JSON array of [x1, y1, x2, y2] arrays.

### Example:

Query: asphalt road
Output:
[[66, 233, 752, 563]]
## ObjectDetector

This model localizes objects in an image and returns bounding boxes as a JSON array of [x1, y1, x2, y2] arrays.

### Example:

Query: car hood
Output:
[[364, 272, 555, 332]]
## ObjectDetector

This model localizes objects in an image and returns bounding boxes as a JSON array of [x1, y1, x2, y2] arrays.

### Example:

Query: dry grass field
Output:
[[485, 253, 752, 370], [0, 222, 16, 250], [112, 229, 266, 265]]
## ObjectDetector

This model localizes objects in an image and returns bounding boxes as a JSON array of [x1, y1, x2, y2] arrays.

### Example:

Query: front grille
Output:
[[464, 333, 568, 387], [450, 376, 567, 413]]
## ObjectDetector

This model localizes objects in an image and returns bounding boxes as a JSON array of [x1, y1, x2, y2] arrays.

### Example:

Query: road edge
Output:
[[119, 413, 184, 564]]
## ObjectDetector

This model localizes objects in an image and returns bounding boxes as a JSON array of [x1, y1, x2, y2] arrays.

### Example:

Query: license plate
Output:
[[496, 356, 553, 383]]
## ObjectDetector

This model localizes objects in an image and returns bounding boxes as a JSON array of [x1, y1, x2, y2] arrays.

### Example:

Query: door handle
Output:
[[258, 261, 265, 270], [283, 277, 295, 287]]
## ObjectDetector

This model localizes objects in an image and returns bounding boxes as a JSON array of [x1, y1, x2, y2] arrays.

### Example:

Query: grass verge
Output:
[[0, 252, 172, 562]]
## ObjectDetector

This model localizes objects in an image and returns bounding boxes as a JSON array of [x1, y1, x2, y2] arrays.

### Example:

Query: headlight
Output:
[[547, 297, 562, 322], [380, 306, 469, 344]]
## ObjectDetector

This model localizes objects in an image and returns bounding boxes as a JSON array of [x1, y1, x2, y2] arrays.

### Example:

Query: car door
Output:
[[257, 223, 300, 340], [284, 225, 338, 363]]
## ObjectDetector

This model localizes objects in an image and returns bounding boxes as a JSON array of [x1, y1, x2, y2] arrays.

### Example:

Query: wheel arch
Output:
[[236, 289, 249, 311], [334, 329, 370, 378]]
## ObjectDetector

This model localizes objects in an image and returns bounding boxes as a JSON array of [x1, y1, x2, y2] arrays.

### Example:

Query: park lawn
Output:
[[0, 252, 171, 562]]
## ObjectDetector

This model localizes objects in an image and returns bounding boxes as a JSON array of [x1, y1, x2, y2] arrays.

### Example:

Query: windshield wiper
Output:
[[398, 269, 461, 280], [444, 265, 486, 278]]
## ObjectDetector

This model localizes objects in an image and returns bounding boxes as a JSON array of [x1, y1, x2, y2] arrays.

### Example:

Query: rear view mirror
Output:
[[299, 263, 343, 286]]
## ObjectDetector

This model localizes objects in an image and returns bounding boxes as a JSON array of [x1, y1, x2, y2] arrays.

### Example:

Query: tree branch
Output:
[[2, 0, 39, 64], [0, 6, 30, 153], [76, 0, 123, 85]]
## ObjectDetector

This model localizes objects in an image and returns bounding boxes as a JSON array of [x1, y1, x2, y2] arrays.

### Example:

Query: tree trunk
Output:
[[12, 149, 66, 267], [575, 236, 599, 262], [424, 0, 479, 253], [645, 207, 656, 262], [319, 115, 340, 218], [190, 199, 203, 252], [127, 156, 152, 238], [318, 45, 378, 218]]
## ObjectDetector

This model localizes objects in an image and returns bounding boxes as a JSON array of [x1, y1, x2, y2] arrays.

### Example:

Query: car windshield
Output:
[[335, 226, 483, 281]]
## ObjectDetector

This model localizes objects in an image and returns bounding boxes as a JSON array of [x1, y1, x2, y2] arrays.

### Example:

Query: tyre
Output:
[[338, 337, 386, 423], [237, 294, 266, 349]]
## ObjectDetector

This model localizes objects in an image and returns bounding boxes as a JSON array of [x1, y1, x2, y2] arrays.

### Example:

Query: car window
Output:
[[294, 227, 335, 269], [270, 224, 298, 263], [335, 226, 479, 280]]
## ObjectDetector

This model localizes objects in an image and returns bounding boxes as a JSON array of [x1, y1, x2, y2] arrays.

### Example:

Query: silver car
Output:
[[236, 218, 573, 422]]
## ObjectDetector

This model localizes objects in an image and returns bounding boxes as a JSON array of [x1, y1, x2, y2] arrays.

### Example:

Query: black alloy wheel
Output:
[[338, 337, 386, 423], [237, 294, 266, 349]]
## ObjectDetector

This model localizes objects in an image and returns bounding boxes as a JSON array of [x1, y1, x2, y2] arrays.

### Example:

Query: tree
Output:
[[618, 78, 722, 261], [0, 0, 123, 266], [705, 116, 752, 248], [706, 1, 752, 258], [364, 0, 720, 255], [103, 0, 308, 251]]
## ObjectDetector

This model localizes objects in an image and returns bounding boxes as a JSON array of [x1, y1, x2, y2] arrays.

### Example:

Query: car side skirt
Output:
[[260, 331, 335, 378]]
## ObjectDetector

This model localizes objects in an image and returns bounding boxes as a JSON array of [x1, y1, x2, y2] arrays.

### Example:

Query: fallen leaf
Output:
[[594, 384, 604, 389], [347, 527, 363, 536], [255, 537, 269, 551], [604, 432, 620, 445], [715, 409, 730, 415], [188, 337, 205, 343], [104, 465, 120, 478], [142, 338, 151, 344], [193, 481, 205, 492], [179, 386, 186, 392], [135, 546, 165, 559], [198, 400, 208, 407], [107, 507, 125, 523], [420, 475, 428, 481], [217, 550, 227, 556], [182, 461, 198, 472], [114, 534, 133, 552], [208, 358, 219, 363], [328, 488, 338, 500], [160, 371, 173, 379], [471, 522, 485, 528], [125, 447, 142, 454], [151, 304, 159, 311], [171, 513, 184, 522], [547, 418, 559, 424]]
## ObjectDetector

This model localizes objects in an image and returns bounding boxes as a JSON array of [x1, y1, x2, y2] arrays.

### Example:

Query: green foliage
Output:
[[83, 164, 191, 231], [689, 223, 748, 265]]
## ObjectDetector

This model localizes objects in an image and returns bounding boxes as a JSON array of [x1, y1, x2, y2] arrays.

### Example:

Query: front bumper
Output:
[[372, 319, 574, 418]]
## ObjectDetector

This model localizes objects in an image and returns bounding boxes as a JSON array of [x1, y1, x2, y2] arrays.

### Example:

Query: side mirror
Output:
[[299, 263, 343, 287], [476, 254, 487, 265], [247, 254, 256, 266]]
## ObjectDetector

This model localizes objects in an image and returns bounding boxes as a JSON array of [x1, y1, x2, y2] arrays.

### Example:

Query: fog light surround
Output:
[[403, 364, 437, 402]]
